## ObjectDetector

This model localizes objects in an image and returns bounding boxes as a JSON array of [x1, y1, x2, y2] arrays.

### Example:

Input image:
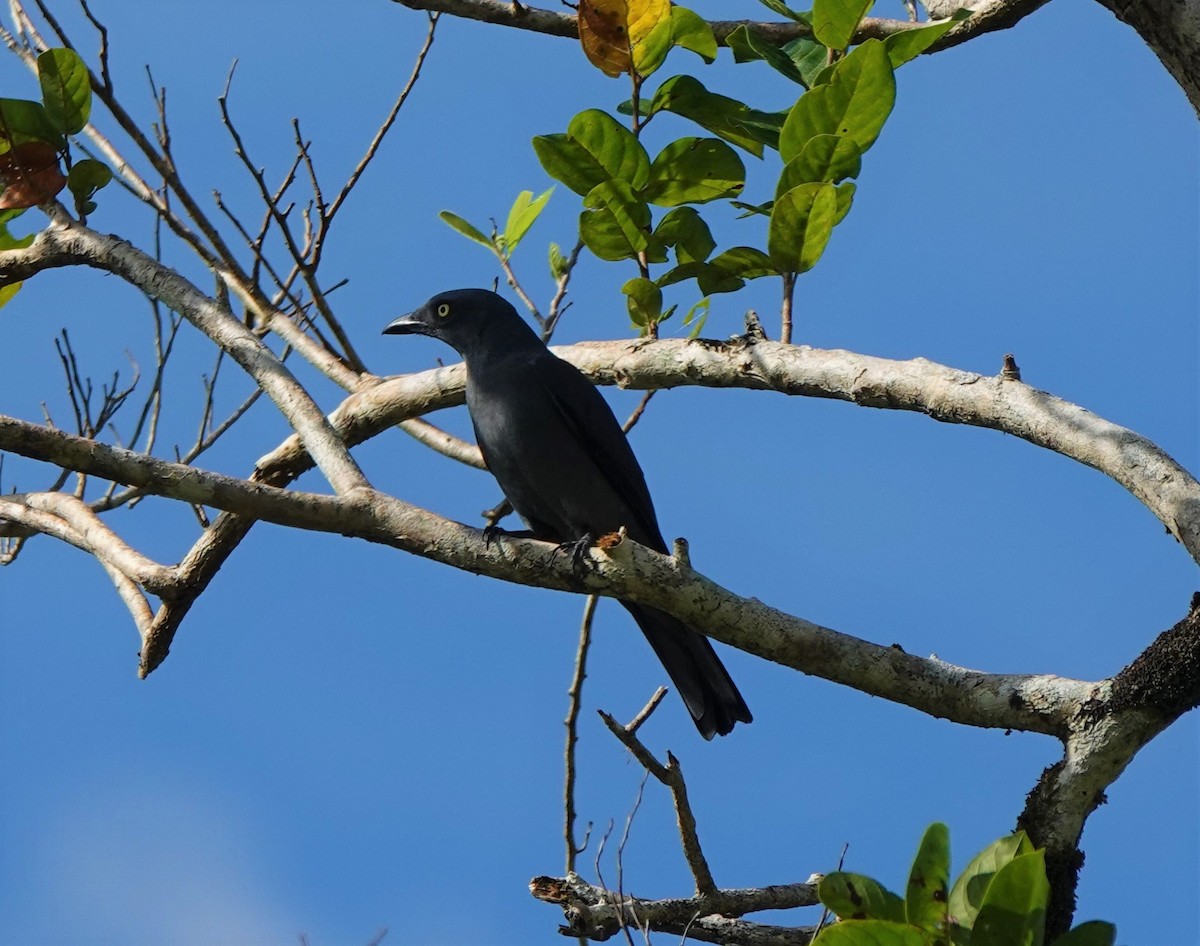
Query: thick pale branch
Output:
[[0, 412, 1099, 737], [263, 338, 1200, 567], [0, 211, 368, 494], [0, 492, 182, 597]]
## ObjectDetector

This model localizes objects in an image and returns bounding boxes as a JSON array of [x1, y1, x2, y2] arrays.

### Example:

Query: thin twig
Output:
[[565, 594, 598, 873], [616, 772, 649, 946], [626, 686, 667, 734], [621, 391, 656, 435], [780, 271, 796, 345], [542, 238, 585, 341]]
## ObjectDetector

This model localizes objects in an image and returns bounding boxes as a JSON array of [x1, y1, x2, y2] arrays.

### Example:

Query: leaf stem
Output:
[[780, 271, 796, 343]]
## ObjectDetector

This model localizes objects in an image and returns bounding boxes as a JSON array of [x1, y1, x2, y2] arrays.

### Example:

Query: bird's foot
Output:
[[554, 532, 594, 575], [483, 524, 536, 548]]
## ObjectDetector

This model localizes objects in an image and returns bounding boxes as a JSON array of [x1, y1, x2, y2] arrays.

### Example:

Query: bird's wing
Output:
[[532, 353, 666, 551]]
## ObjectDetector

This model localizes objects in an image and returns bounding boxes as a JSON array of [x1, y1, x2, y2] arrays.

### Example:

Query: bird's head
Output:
[[382, 288, 534, 356]]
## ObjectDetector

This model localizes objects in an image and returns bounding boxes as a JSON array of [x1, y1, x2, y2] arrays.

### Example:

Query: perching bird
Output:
[[383, 288, 751, 738]]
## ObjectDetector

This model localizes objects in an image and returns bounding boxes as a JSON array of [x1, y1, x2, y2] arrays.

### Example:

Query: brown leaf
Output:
[[0, 141, 66, 209], [578, 0, 669, 78], [579, 0, 631, 77]]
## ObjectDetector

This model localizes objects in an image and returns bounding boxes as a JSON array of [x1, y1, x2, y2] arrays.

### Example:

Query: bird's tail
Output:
[[623, 603, 752, 739]]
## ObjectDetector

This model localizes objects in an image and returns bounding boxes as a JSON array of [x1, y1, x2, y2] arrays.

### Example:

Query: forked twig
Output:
[[599, 701, 718, 898]]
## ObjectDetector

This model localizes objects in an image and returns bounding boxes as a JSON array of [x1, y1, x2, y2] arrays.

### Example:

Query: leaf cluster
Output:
[[438, 1, 972, 337], [0, 46, 113, 309], [814, 823, 1117, 946]]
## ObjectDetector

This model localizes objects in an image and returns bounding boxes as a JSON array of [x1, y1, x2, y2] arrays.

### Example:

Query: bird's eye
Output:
[[436, 302, 451, 318]]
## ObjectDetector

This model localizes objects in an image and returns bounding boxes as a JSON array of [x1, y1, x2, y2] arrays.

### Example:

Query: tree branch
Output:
[[388, 0, 1051, 58], [0, 210, 368, 494], [529, 874, 819, 945], [1088, 0, 1200, 116], [600, 707, 718, 898], [259, 337, 1200, 568], [0, 411, 1106, 738]]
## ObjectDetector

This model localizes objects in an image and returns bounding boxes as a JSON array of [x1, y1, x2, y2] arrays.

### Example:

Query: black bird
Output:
[[383, 288, 751, 738]]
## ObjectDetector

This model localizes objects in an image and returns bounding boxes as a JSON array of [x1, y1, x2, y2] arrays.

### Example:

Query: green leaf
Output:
[[682, 296, 710, 337], [948, 832, 1036, 931], [884, 10, 971, 67], [1050, 921, 1117, 946], [710, 245, 777, 278], [656, 261, 744, 295], [785, 37, 832, 88], [730, 199, 774, 218], [768, 181, 838, 273], [502, 186, 553, 255], [776, 134, 863, 197], [643, 137, 745, 206], [0, 98, 63, 147], [66, 158, 112, 206], [623, 276, 662, 328], [669, 6, 718, 62], [0, 206, 27, 310], [37, 48, 91, 135], [818, 872, 907, 922], [532, 109, 650, 196], [813, 0, 875, 51], [548, 241, 570, 279], [779, 39, 896, 161], [579, 179, 654, 261], [726, 25, 810, 85], [972, 850, 1050, 946], [0, 278, 21, 309], [634, 15, 674, 76], [834, 180, 855, 223], [637, 5, 718, 73], [653, 206, 715, 263], [439, 210, 494, 249], [734, 109, 786, 152], [905, 823, 951, 931], [812, 919, 927, 946], [755, 0, 810, 21], [648, 76, 768, 157]]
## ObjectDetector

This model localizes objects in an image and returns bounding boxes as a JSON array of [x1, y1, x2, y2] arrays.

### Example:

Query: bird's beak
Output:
[[382, 311, 427, 336]]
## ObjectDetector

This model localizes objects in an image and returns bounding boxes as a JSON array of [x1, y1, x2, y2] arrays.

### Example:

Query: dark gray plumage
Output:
[[383, 288, 751, 738]]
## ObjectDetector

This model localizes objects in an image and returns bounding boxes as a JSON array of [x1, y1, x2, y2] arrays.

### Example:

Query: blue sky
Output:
[[0, 1, 1196, 944]]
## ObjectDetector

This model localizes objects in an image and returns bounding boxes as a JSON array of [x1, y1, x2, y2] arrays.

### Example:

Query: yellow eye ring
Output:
[[436, 302, 451, 318]]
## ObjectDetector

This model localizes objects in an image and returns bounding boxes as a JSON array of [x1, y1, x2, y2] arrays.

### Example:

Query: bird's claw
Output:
[[554, 532, 594, 575]]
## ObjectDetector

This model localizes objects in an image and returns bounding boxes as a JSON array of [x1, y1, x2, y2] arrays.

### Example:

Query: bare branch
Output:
[[0, 212, 369, 493], [530, 874, 820, 945], [0, 410, 1106, 738], [257, 337, 1200, 569], [625, 686, 667, 733], [398, 418, 485, 469], [0, 491, 181, 595], [600, 708, 717, 897]]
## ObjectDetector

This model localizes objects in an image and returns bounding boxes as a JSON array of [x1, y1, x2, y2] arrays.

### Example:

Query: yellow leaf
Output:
[[578, 0, 670, 78]]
